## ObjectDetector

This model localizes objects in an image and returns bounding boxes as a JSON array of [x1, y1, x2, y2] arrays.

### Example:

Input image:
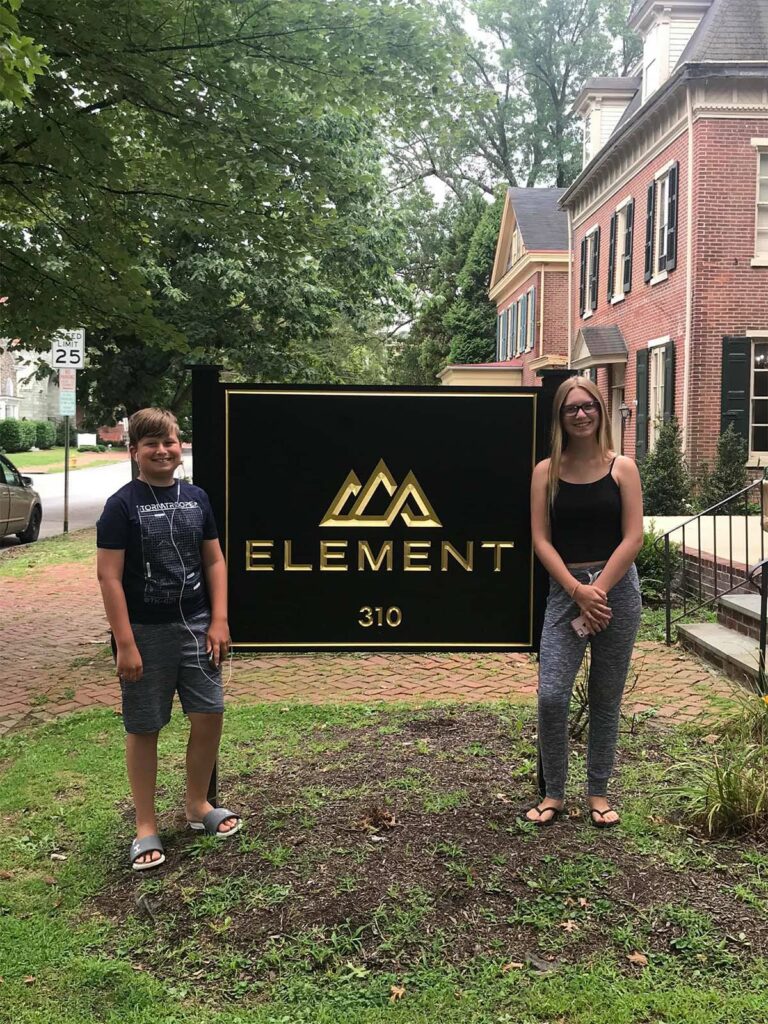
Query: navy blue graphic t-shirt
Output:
[[97, 479, 219, 624]]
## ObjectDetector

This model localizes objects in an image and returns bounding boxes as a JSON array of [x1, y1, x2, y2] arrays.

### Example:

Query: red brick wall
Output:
[[689, 117, 768, 470], [572, 132, 689, 463]]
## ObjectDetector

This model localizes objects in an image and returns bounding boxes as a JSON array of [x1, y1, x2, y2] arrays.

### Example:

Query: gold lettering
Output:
[[403, 540, 432, 572], [320, 540, 348, 571], [246, 540, 274, 571], [358, 539, 394, 572], [440, 540, 474, 572], [481, 541, 515, 572], [284, 540, 312, 571]]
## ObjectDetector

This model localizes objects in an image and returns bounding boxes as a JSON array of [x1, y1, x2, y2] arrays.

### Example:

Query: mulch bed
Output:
[[93, 706, 768, 979]]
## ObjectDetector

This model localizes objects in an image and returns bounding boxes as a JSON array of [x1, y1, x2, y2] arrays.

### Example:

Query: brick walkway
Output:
[[0, 550, 739, 737]]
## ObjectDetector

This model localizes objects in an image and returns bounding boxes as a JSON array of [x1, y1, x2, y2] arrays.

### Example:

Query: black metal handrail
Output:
[[655, 472, 768, 644], [745, 557, 768, 696]]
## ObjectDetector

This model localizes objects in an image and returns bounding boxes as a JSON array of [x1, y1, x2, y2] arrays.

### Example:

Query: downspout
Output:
[[539, 266, 545, 356], [682, 84, 694, 455], [567, 207, 574, 367]]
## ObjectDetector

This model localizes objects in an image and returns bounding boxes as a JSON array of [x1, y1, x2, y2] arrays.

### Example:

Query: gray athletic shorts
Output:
[[115, 612, 224, 734]]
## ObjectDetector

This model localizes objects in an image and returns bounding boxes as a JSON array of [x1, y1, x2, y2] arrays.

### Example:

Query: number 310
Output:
[[358, 606, 402, 628]]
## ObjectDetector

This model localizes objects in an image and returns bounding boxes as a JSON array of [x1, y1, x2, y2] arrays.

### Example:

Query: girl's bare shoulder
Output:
[[612, 454, 640, 481], [533, 457, 551, 477]]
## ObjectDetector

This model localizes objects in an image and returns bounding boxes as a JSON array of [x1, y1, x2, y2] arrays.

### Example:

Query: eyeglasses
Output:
[[562, 400, 599, 418]]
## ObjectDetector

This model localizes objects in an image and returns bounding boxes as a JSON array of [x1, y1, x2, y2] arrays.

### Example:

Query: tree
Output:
[[1, 0, 453, 352], [0, 0, 46, 106], [697, 425, 749, 513], [395, 0, 640, 195], [640, 419, 693, 516], [389, 191, 494, 384]]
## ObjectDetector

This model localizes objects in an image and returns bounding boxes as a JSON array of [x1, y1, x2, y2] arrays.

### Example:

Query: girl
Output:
[[526, 376, 643, 828]]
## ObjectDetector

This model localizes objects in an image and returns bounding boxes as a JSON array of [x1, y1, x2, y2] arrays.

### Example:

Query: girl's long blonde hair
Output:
[[547, 375, 613, 513]]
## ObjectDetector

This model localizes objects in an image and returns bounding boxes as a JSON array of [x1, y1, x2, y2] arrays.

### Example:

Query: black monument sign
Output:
[[191, 372, 568, 651]]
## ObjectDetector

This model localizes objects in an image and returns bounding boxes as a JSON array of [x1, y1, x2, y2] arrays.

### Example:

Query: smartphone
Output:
[[571, 615, 590, 638]]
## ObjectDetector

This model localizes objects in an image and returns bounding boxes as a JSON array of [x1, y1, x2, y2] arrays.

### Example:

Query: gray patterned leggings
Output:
[[537, 564, 642, 801]]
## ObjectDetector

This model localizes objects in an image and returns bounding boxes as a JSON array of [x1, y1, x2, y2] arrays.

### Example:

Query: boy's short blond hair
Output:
[[128, 408, 180, 448]]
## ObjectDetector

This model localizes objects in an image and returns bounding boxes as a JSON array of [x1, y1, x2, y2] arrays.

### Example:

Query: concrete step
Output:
[[677, 621, 761, 687], [717, 592, 765, 640]]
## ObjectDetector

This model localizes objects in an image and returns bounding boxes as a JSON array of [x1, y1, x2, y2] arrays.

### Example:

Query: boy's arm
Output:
[[202, 538, 229, 666], [96, 548, 143, 682]]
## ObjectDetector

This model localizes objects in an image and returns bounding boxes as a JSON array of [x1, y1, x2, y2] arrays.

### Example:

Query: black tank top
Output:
[[550, 459, 623, 563]]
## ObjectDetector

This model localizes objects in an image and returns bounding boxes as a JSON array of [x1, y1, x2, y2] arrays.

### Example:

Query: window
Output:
[[751, 341, 768, 455], [649, 345, 666, 449], [635, 340, 674, 459], [579, 228, 600, 317], [608, 200, 634, 301], [519, 292, 528, 352], [755, 148, 768, 263], [644, 162, 678, 282], [527, 286, 536, 352]]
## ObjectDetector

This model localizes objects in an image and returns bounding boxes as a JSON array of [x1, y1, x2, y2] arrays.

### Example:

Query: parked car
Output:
[[0, 453, 42, 543]]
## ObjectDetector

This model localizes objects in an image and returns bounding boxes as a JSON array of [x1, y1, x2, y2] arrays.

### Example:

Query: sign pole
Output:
[[63, 415, 70, 534]]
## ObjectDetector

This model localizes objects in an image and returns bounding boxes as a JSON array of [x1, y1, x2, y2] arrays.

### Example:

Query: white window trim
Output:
[[749, 338, 768, 459], [527, 287, 536, 352], [654, 159, 676, 181], [752, 143, 768, 265], [611, 202, 630, 302], [647, 335, 671, 349], [650, 269, 669, 286], [581, 226, 600, 320]]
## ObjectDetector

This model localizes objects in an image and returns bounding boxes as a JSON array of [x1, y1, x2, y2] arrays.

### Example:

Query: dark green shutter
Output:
[[510, 302, 517, 354], [579, 237, 587, 315], [666, 162, 678, 272], [500, 311, 508, 359], [644, 182, 655, 282], [623, 200, 634, 293], [636, 348, 649, 461], [497, 313, 503, 359], [663, 342, 675, 422], [607, 213, 617, 302], [721, 336, 751, 442], [589, 227, 600, 310]]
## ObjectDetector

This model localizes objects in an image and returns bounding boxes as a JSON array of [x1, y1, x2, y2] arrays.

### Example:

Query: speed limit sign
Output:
[[51, 328, 85, 368]]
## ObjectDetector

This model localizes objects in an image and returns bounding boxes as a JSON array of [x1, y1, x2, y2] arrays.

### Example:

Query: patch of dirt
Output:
[[93, 707, 768, 980]]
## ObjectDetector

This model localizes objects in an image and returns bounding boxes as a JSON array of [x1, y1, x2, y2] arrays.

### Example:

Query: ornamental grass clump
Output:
[[670, 686, 768, 836]]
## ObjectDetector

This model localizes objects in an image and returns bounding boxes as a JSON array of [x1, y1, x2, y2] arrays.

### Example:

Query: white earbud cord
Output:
[[146, 477, 232, 687]]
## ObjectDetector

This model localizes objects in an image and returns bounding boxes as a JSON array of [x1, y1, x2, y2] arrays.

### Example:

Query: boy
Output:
[[97, 408, 240, 870]]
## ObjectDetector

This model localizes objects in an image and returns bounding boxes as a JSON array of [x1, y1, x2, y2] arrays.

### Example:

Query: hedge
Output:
[[35, 420, 56, 449], [0, 419, 37, 453]]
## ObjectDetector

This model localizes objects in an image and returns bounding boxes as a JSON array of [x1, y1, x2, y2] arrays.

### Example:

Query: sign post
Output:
[[52, 331, 85, 535]]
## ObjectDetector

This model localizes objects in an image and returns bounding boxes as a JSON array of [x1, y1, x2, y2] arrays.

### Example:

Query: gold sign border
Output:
[[225, 388, 538, 649]]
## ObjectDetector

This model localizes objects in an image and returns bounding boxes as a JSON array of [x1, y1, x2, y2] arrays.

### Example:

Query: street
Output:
[[1, 453, 194, 545]]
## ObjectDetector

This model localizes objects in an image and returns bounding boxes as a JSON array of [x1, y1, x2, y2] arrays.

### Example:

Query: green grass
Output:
[[2, 703, 768, 1024], [0, 528, 95, 577], [11, 446, 128, 473]]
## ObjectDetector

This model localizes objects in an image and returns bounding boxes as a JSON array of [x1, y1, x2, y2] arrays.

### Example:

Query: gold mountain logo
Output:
[[320, 459, 442, 528]]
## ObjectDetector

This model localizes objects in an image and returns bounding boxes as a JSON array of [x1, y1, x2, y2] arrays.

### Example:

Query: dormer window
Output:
[[630, 1, 710, 103]]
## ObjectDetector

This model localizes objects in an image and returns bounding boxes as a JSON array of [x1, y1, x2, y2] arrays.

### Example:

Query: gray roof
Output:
[[611, 88, 642, 137], [507, 187, 568, 251], [678, 0, 768, 63], [580, 77, 641, 92], [578, 325, 628, 357]]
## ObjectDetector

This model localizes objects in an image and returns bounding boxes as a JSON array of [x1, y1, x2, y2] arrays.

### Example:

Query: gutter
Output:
[[559, 62, 768, 210], [682, 84, 695, 455]]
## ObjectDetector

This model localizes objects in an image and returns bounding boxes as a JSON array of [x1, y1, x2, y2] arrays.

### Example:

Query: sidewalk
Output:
[[0, 544, 740, 736]]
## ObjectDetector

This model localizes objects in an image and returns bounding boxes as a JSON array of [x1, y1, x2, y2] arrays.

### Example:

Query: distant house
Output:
[[0, 346, 19, 421], [485, 0, 768, 470]]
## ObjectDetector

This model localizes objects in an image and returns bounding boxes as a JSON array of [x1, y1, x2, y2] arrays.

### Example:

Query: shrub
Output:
[[635, 520, 682, 604], [0, 419, 33, 453], [55, 419, 74, 446], [77, 444, 101, 453], [697, 424, 749, 512], [34, 420, 56, 449], [640, 418, 693, 515]]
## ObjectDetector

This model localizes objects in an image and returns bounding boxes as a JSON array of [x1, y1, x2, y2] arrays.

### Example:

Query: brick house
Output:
[[488, 188, 570, 388], [488, 0, 768, 471]]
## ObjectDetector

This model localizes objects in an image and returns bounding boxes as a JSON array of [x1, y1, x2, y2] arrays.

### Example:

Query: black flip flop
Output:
[[519, 802, 563, 827], [589, 806, 620, 829]]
